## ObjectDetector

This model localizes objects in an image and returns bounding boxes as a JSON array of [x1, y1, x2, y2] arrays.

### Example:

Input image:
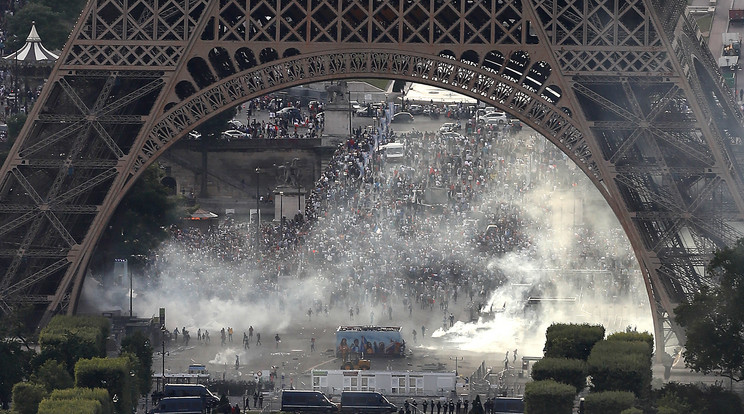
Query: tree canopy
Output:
[[92, 165, 181, 272], [5, 0, 86, 52], [675, 239, 744, 381]]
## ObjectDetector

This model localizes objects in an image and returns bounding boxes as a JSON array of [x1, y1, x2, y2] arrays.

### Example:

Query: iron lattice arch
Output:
[[0, 0, 743, 354]]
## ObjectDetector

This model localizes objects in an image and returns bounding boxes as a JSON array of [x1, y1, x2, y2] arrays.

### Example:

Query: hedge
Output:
[[654, 382, 743, 414], [11, 382, 46, 414], [583, 391, 635, 414], [544, 323, 605, 360], [531, 358, 587, 392], [75, 357, 135, 414], [524, 380, 576, 414], [48, 387, 113, 414], [36, 315, 110, 375], [37, 398, 102, 414], [39, 315, 109, 356], [587, 340, 652, 397], [606, 331, 654, 351]]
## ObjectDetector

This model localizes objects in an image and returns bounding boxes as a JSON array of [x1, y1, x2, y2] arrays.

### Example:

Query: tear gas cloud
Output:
[[82, 130, 651, 357]]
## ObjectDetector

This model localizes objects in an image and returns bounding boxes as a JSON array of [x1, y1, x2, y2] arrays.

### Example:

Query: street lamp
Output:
[[450, 356, 463, 377], [255, 167, 261, 252], [347, 90, 353, 138], [293, 158, 301, 217], [158, 325, 169, 392], [279, 191, 284, 227]]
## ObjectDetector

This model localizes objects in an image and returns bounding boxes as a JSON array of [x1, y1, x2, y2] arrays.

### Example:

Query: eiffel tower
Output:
[[0, 0, 741, 353]]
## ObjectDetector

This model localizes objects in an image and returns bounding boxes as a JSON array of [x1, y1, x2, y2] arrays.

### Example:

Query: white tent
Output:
[[4, 22, 59, 63]]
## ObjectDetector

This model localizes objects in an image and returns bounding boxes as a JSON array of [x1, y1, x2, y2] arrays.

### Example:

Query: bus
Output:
[[336, 326, 405, 358]]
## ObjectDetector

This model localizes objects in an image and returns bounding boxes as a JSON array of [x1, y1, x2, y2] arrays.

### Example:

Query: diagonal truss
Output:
[[0, 0, 740, 357]]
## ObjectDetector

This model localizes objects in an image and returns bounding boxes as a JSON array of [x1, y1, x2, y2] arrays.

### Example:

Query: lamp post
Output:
[[293, 158, 301, 217], [128, 259, 132, 318], [347, 90, 353, 138], [159, 325, 168, 392], [450, 356, 463, 377], [255, 167, 261, 252], [279, 191, 284, 227]]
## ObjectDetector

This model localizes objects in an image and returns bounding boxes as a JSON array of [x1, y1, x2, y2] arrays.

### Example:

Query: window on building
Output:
[[392, 376, 406, 394], [361, 376, 376, 391], [409, 377, 424, 395], [313, 375, 327, 391]]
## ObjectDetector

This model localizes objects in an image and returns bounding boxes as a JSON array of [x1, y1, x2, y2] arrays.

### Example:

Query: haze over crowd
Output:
[[81, 103, 653, 357]]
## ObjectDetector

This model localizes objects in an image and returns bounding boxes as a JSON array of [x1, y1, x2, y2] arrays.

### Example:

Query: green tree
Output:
[[675, 239, 744, 382], [28, 0, 88, 23], [0, 340, 32, 409], [30, 360, 73, 393], [92, 165, 181, 271], [5, 4, 72, 51], [120, 331, 152, 396], [11, 382, 46, 414]]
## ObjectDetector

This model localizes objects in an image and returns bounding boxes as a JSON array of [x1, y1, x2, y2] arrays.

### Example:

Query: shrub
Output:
[[30, 359, 73, 392], [653, 382, 743, 414], [40, 315, 109, 356], [36, 315, 110, 376], [49, 387, 113, 414], [524, 380, 575, 414], [544, 323, 605, 360], [620, 408, 643, 414], [606, 331, 654, 351], [75, 357, 135, 414], [587, 340, 652, 397], [37, 398, 102, 414], [531, 358, 587, 391], [120, 331, 152, 396], [11, 382, 46, 414], [583, 391, 635, 414]]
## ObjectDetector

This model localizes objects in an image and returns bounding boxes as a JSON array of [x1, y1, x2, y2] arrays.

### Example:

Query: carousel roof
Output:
[[4, 22, 59, 62]]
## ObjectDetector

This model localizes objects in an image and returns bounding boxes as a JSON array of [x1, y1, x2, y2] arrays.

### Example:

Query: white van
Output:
[[379, 142, 405, 161]]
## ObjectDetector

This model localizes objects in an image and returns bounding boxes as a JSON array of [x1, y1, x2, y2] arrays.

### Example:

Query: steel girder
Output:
[[0, 0, 740, 354]]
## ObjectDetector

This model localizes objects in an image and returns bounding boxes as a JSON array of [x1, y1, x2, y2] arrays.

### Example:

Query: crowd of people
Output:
[[142, 97, 648, 353]]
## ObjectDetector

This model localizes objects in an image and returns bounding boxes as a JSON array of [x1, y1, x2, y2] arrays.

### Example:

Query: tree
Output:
[[675, 239, 744, 382], [91, 165, 181, 272], [120, 331, 153, 396], [5, 4, 72, 52], [30, 360, 73, 393], [27, 0, 87, 23], [0, 340, 32, 409]]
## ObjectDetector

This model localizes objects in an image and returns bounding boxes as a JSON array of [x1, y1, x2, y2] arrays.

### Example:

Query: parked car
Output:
[[281, 390, 338, 413], [152, 396, 205, 414], [483, 111, 508, 124], [339, 391, 397, 414], [221, 129, 247, 140], [228, 119, 243, 129], [439, 122, 458, 132], [276, 107, 302, 121], [408, 104, 423, 115], [391, 112, 414, 123]]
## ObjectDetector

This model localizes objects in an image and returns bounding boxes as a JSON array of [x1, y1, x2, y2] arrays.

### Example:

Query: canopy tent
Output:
[[4, 22, 59, 63]]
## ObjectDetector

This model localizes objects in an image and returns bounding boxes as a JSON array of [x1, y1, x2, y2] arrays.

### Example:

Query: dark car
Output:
[[281, 390, 338, 413], [339, 392, 397, 414], [391, 112, 414, 123], [163, 384, 219, 408], [152, 396, 206, 413]]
